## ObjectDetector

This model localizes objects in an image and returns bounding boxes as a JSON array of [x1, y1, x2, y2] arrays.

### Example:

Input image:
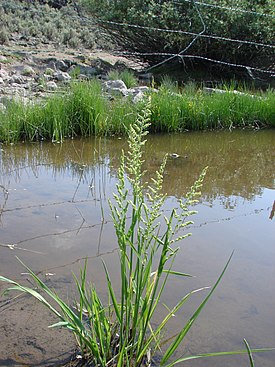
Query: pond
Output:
[[0, 129, 274, 367]]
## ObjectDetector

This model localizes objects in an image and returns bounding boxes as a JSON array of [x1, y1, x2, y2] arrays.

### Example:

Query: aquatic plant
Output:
[[1, 99, 274, 366]]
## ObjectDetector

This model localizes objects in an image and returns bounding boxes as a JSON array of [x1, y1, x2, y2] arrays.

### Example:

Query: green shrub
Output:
[[0, 26, 9, 44], [84, 0, 274, 66]]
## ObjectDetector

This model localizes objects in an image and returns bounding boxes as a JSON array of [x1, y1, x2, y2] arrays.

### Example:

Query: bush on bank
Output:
[[83, 0, 274, 66]]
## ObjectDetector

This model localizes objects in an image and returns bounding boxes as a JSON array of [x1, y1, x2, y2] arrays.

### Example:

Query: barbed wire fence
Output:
[[88, 0, 275, 79], [1, 0, 274, 79]]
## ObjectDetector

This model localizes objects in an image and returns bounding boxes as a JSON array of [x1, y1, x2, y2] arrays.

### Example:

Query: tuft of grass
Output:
[[159, 75, 180, 94], [108, 69, 138, 88], [0, 81, 274, 144], [1, 99, 274, 366]]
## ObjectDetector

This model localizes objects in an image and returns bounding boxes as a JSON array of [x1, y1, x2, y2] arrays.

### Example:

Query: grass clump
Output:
[[1, 100, 274, 366], [0, 80, 274, 144], [150, 83, 275, 132], [0, 80, 139, 143], [108, 70, 138, 88]]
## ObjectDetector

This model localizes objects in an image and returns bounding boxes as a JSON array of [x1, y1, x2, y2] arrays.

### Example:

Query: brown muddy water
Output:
[[0, 130, 274, 367]]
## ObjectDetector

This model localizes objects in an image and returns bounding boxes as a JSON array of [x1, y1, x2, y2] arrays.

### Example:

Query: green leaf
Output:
[[163, 269, 193, 277], [244, 338, 255, 367], [49, 321, 70, 328], [164, 348, 275, 367]]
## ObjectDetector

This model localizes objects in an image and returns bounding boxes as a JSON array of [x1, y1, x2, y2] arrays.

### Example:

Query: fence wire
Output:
[[172, 0, 275, 18], [115, 51, 275, 76], [99, 20, 275, 50], [96, 0, 274, 76], [1, 0, 274, 78]]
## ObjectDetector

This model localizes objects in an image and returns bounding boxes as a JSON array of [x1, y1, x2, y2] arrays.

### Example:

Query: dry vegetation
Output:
[[0, 0, 103, 49]]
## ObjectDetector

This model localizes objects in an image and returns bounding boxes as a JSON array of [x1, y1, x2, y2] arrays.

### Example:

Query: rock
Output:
[[68, 64, 97, 77], [133, 91, 145, 103], [10, 74, 26, 84], [126, 86, 157, 103], [46, 81, 58, 90], [128, 86, 150, 94], [3, 86, 27, 98], [9, 84, 27, 91], [203, 87, 259, 98], [35, 84, 46, 92], [45, 59, 58, 70], [53, 71, 71, 82], [90, 58, 113, 74], [113, 60, 128, 71], [0, 55, 8, 62], [76, 55, 86, 62], [0, 69, 9, 80], [0, 78, 4, 85], [78, 74, 89, 80], [43, 74, 54, 82], [55, 60, 70, 72], [103, 80, 128, 95]]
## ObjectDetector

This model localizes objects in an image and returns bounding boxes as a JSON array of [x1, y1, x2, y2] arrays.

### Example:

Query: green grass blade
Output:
[[163, 270, 193, 277], [102, 261, 121, 323], [244, 338, 255, 367], [138, 287, 209, 361], [164, 348, 275, 367]]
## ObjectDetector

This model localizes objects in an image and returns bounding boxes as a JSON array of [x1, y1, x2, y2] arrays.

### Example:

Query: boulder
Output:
[[10, 75, 26, 84], [133, 91, 145, 104], [53, 71, 71, 82], [102, 80, 128, 95], [46, 81, 58, 91], [68, 64, 97, 77], [0, 69, 9, 80], [55, 60, 70, 72]]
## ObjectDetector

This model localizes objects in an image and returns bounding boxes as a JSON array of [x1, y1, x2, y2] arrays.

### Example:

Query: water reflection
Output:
[[1, 130, 274, 205], [0, 130, 274, 367]]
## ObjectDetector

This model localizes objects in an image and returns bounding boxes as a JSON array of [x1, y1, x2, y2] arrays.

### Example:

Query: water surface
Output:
[[0, 130, 274, 366]]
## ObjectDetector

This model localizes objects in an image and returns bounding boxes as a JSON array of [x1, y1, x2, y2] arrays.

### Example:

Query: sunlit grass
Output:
[[0, 80, 274, 143], [108, 69, 138, 88]]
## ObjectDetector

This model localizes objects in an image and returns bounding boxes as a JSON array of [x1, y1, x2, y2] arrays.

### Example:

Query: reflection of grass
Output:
[[0, 101, 274, 366], [0, 80, 274, 143]]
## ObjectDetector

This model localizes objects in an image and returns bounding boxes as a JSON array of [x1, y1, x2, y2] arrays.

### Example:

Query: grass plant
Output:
[[0, 100, 274, 366], [0, 80, 274, 144], [108, 70, 138, 88]]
